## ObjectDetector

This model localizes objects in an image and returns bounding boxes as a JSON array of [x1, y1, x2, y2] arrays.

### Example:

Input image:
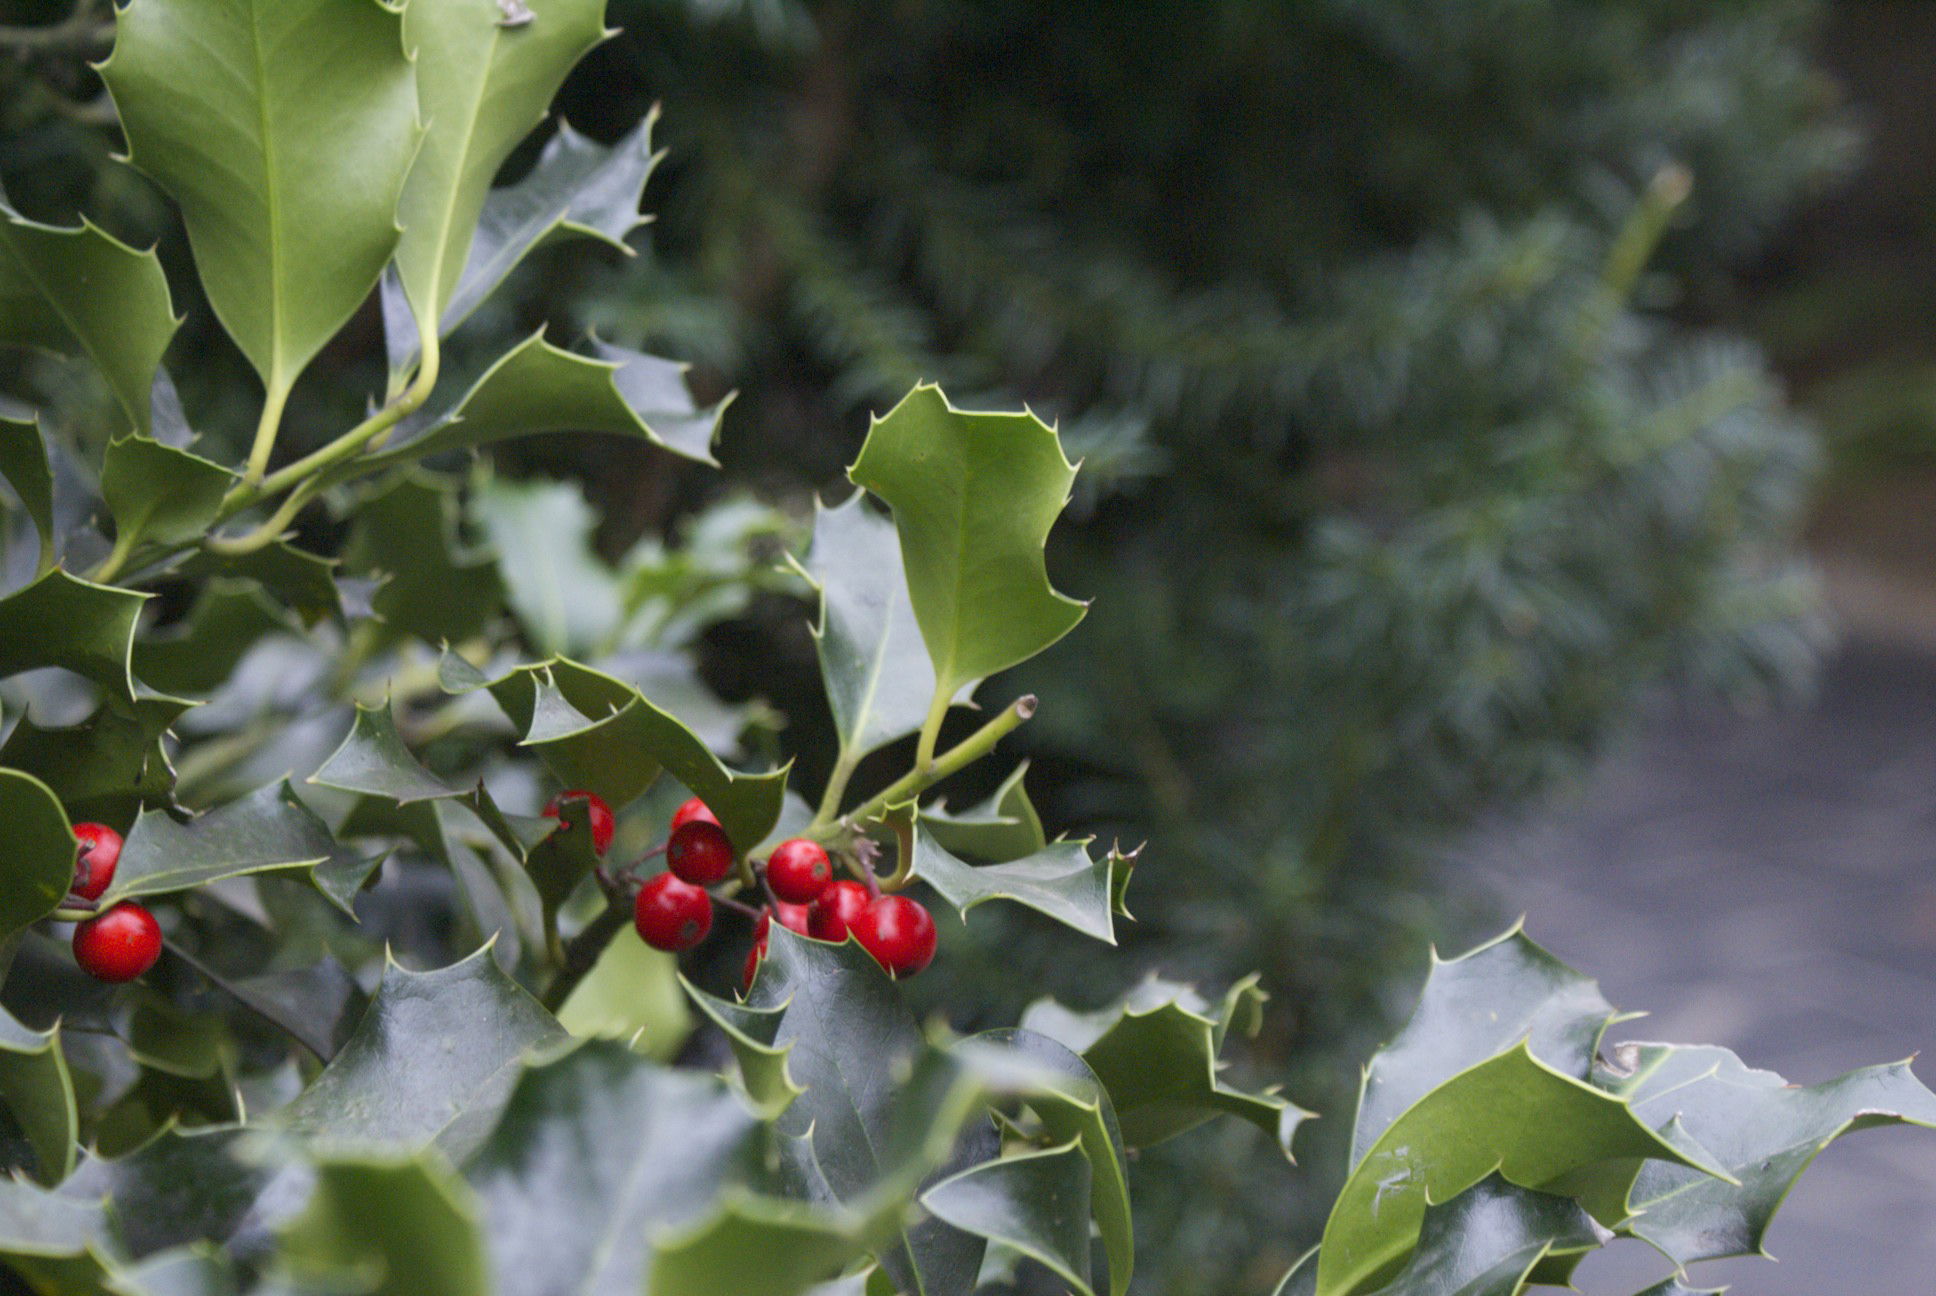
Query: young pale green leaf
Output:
[[962, 1029, 1130, 1296], [101, 782, 339, 903], [680, 975, 804, 1120], [847, 385, 1085, 715], [800, 491, 948, 764], [920, 762, 1045, 863], [465, 1041, 761, 1296], [910, 828, 1122, 944], [0, 416, 55, 569], [0, 194, 177, 435], [0, 695, 188, 824], [1313, 1043, 1725, 1296], [100, 0, 420, 398], [0, 1005, 77, 1186], [278, 946, 568, 1160], [1594, 1042, 1936, 1266], [278, 1152, 488, 1296], [101, 436, 235, 557], [1350, 1175, 1607, 1296], [646, 1193, 881, 1296], [391, 0, 608, 338], [341, 474, 499, 646], [1352, 926, 1620, 1167], [750, 926, 992, 1296], [472, 476, 624, 657], [0, 769, 77, 941], [922, 1142, 1095, 1296], [312, 702, 458, 805], [556, 933, 692, 1062], [1018, 975, 1307, 1157], [358, 332, 726, 474], [0, 571, 149, 705]]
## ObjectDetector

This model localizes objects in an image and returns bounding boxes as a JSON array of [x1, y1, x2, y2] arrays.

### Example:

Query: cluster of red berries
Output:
[[542, 789, 938, 986], [63, 823, 162, 984]]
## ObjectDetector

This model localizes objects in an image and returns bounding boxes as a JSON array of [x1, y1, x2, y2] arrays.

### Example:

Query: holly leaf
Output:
[[61, 1125, 274, 1262], [646, 1194, 889, 1296], [1593, 1042, 1936, 1266], [277, 945, 568, 1159], [0, 768, 77, 941], [357, 332, 726, 474], [100, 782, 339, 903], [134, 580, 301, 697], [1353, 926, 1620, 1165], [963, 1029, 1130, 1296], [0, 1173, 105, 1260], [471, 475, 623, 656], [800, 491, 950, 765], [101, 436, 235, 559], [910, 828, 1123, 944], [1019, 975, 1307, 1158], [1629, 1282, 1724, 1296], [555, 934, 691, 1062], [102, 1244, 238, 1296], [0, 192, 177, 435], [1351, 1176, 1607, 1296], [311, 702, 458, 805], [680, 975, 804, 1120], [390, 0, 609, 340], [920, 761, 1044, 863], [178, 541, 349, 630], [0, 570, 149, 704], [465, 1041, 763, 1296], [101, 0, 420, 399], [341, 473, 498, 645], [847, 385, 1085, 720], [0, 416, 56, 572], [0, 695, 188, 823], [278, 1152, 487, 1296], [0, 1005, 77, 1186], [922, 1142, 1095, 1296]]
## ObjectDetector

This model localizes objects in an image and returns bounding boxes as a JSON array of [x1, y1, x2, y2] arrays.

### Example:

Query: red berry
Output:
[[767, 838, 833, 904], [70, 823, 123, 902], [742, 942, 763, 992], [543, 789, 616, 856], [670, 797, 719, 832], [72, 902, 161, 983], [806, 879, 871, 943], [634, 873, 712, 951], [853, 895, 937, 977], [754, 902, 811, 948], [666, 820, 734, 885]]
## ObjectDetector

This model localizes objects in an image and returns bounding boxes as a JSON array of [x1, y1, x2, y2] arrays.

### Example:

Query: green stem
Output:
[[49, 907, 98, 923], [243, 380, 292, 488], [84, 529, 137, 584], [203, 477, 321, 556], [844, 694, 1036, 829], [811, 749, 860, 830], [913, 684, 951, 774]]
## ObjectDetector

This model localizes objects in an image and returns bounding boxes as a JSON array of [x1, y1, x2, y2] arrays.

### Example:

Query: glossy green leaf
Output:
[[0, 193, 177, 435], [1019, 975, 1307, 1157], [1354, 1176, 1606, 1296], [62, 1125, 272, 1262], [359, 332, 726, 474], [1353, 926, 1618, 1166], [312, 702, 457, 804], [278, 946, 568, 1159], [556, 933, 691, 1062], [101, 781, 338, 903], [472, 476, 622, 656], [0, 415, 55, 570], [0, 570, 148, 704], [134, 581, 300, 697], [341, 474, 498, 645], [0, 1005, 77, 1185], [847, 385, 1085, 713], [101, 0, 420, 397], [391, 0, 608, 337], [646, 1193, 880, 1296], [800, 491, 947, 764], [466, 1041, 760, 1296], [101, 436, 235, 556], [1628, 1282, 1724, 1296], [964, 1029, 1129, 1296], [177, 541, 348, 630], [279, 1152, 487, 1296], [1595, 1041, 1936, 1266], [911, 828, 1122, 944], [0, 1172, 105, 1258], [922, 1141, 1094, 1296], [103, 1244, 239, 1296], [920, 762, 1044, 863], [680, 975, 803, 1120], [0, 768, 77, 941], [0, 694, 190, 824]]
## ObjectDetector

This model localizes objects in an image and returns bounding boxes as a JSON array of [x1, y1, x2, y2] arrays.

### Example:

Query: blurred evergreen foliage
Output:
[[0, 0, 1856, 1289]]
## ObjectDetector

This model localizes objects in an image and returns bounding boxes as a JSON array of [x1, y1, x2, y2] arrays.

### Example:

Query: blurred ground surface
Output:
[[1458, 634, 1936, 1294]]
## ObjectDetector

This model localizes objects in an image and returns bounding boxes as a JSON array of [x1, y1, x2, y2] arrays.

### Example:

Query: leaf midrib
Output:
[[415, 21, 506, 327], [248, 0, 287, 393]]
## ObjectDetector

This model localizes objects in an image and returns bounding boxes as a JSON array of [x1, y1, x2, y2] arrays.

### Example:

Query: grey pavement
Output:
[[1455, 640, 1936, 1295]]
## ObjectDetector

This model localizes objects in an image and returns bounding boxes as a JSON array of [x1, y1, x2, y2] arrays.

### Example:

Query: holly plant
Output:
[[0, 2, 1930, 1294]]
